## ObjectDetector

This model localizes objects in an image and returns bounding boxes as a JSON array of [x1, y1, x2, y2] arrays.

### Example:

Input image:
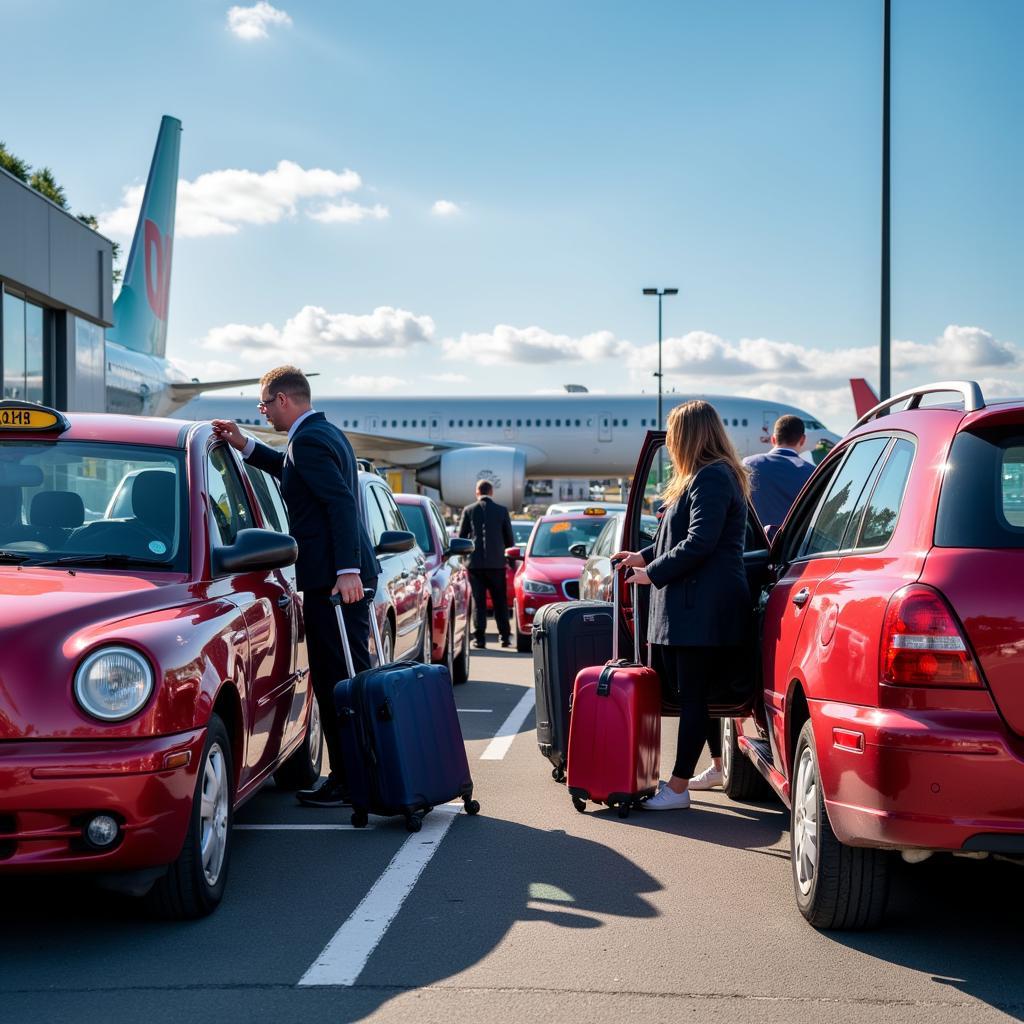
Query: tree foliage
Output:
[[28, 167, 68, 209], [0, 141, 30, 182]]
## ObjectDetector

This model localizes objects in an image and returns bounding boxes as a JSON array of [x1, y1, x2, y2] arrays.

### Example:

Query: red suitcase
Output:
[[566, 573, 661, 818]]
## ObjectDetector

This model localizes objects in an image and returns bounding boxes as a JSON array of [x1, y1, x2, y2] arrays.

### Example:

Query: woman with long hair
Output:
[[613, 400, 751, 810]]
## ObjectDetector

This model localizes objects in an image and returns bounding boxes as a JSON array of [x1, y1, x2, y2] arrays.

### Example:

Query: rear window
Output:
[[936, 428, 1024, 547]]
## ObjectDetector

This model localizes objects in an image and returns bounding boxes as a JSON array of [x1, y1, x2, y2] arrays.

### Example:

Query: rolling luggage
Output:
[[332, 594, 480, 832], [532, 601, 613, 782], [566, 573, 661, 818]]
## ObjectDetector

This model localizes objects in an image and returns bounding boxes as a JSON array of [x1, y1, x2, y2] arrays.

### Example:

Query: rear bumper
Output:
[[0, 729, 205, 873], [812, 701, 1024, 851]]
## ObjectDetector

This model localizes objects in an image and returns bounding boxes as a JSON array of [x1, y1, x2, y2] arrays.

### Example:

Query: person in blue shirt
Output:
[[743, 415, 815, 536]]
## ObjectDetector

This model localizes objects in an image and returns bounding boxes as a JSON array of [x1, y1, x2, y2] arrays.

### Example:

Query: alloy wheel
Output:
[[308, 696, 322, 772], [792, 745, 819, 897], [199, 742, 229, 887], [721, 719, 733, 782]]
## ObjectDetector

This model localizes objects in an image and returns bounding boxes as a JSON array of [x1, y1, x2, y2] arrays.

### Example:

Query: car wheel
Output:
[[791, 719, 890, 930], [721, 718, 772, 801], [274, 693, 324, 790], [453, 602, 471, 685], [147, 714, 233, 919], [379, 617, 395, 667], [514, 601, 531, 653], [417, 604, 433, 664], [442, 615, 456, 681]]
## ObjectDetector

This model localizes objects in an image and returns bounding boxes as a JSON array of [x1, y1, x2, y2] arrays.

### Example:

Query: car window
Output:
[[854, 439, 915, 549], [428, 502, 450, 550], [798, 437, 889, 559], [398, 502, 434, 554], [363, 485, 388, 546], [374, 486, 407, 534], [1003, 445, 1024, 528], [639, 514, 658, 547], [531, 518, 608, 557], [511, 521, 534, 547], [243, 463, 286, 533], [591, 517, 617, 558], [208, 447, 253, 546]]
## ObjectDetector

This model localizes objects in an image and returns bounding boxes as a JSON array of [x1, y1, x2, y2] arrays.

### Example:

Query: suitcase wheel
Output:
[[616, 802, 630, 820], [405, 815, 423, 834], [551, 766, 566, 784], [351, 810, 369, 829], [463, 798, 481, 816], [572, 796, 586, 814]]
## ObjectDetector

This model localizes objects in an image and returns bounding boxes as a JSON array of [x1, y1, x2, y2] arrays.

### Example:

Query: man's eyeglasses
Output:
[[256, 392, 281, 413]]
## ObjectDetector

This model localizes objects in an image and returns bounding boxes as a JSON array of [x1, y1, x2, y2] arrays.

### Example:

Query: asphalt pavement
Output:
[[3, 636, 1024, 1023]]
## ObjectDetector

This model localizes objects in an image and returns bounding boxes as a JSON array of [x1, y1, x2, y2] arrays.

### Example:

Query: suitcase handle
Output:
[[612, 567, 644, 667], [330, 588, 387, 675]]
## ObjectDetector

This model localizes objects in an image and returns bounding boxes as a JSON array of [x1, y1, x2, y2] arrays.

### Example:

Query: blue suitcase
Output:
[[331, 595, 480, 832]]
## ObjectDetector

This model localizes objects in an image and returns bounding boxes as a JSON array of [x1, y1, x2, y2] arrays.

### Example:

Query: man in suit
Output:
[[458, 480, 515, 649], [743, 414, 815, 536], [212, 366, 379, 807]]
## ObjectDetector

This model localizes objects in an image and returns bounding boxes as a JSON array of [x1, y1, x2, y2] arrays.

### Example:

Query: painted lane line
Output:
[[456, 708, 494, 713], [298, 803, 461, 987], [234, 824, 375, 832], [480, 688, 536, 761]]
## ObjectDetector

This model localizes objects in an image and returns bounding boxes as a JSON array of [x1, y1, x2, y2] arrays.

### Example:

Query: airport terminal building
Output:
[[0, 166, 112, 413]]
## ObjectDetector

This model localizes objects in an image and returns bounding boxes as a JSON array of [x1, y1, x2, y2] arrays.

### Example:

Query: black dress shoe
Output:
[[472, 639, 487, 649], [499, 636, 512, 648], [297, 776, 351, 807]]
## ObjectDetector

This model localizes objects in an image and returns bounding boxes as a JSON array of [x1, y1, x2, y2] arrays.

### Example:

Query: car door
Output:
[[760, 436, 891, 770], [207, 445, 293, 785], [377, 486, 427, 658], [367, 483, 413, 657], [429, 499, 469, 639]]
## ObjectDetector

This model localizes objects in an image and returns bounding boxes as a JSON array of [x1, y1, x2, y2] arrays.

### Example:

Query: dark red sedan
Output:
[[394, 493, 473, 683], [0, 402, 320, 917]]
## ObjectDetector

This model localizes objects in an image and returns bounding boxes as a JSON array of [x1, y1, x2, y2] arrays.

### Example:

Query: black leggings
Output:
[[652, 644, 740, 779]]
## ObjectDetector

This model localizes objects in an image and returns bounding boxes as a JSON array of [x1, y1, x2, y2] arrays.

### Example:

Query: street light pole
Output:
[[880, 0, 891, 400], [643, 287, 678, 484]]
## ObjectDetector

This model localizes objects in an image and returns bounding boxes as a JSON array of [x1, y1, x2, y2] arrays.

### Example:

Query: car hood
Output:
[[523, 557, 586, 584]]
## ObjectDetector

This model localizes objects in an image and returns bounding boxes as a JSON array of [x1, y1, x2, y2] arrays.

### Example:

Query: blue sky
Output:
[[3, 0, 1023, 428]]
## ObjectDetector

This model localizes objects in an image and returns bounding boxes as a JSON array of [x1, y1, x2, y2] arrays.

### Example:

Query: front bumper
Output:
[[813, 701, 1024, 852], [0, 729, 205, 873]]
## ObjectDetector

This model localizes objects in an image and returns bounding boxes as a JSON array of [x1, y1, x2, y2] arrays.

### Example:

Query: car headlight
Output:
[[523, 578, 557, 595], [74, 646, 154, 722]]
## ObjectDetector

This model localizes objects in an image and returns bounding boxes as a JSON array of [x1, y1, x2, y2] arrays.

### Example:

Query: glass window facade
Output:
[[2, 292, 48, 403]]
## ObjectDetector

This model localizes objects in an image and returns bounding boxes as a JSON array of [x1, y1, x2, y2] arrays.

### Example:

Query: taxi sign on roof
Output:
[[0, 401, 69, 433], [582, 507, 607, 515]]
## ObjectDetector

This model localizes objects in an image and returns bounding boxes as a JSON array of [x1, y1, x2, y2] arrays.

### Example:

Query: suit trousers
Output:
[[651, 644, 735, 779], [301, 588, 373, 783], [469, 568, 510, 642]]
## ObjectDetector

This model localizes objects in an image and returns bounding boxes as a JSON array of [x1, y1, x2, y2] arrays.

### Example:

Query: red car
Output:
[[394, 494, 473, 683], [509, 509, 612, 652], [0, 402, 324, 918], [621, 382, 1024, 929]]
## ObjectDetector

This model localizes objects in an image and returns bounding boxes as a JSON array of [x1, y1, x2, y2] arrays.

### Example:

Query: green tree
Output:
[[77, 213, 123, 285], [28, 166, 68, 209], [0, 141, 30, 182]]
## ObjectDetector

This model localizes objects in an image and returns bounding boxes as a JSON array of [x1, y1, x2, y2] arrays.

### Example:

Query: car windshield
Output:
[[398, 503, 434, 554], [530, 517, 609, 558], [511, 521, 533, 546], [0, 440, 188, 570]]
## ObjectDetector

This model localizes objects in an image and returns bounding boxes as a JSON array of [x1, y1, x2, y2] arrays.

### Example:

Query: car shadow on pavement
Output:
[[829, 855, 1024, 1021]]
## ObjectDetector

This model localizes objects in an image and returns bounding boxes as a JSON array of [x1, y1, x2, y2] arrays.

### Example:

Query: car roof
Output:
[[0, 413, 192, 448]]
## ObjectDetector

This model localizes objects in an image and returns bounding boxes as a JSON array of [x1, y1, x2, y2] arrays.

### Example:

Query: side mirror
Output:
[[212, 528, 297, 576], [568, 542, 589, 560], [376, 529, 416, 555], [445, 537, 474, 558], [504, 546, 523, 561]]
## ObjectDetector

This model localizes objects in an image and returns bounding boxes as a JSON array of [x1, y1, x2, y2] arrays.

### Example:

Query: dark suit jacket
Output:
[[458, 496, 515, 570], [742, 447, 814, 534], [640, 461, 750, 647], [247, 412, 380, 592]]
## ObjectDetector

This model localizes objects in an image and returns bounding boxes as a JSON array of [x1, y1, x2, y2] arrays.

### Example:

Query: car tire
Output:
[[721, 718, 772, 801], [416, 604, 432, 664], [441, 615, 456, 681], [274, 694, 324, 791], [379, 616, 395, 667], [791, 719, 890, 930], [453, 603, 471, 685], [514, 602, 531, 653], [147, 714, 233, 919]]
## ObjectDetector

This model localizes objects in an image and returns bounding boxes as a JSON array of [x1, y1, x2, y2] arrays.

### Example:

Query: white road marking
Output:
[[480, 688, 536, 760], [298, 803, 462, 987], [234, 824, 374, 832], [456, 707, 493, 713]]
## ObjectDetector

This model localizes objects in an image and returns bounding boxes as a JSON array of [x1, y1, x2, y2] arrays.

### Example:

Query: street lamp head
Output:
[[664, 288, 679, 296], [642, 288, 658, 295]]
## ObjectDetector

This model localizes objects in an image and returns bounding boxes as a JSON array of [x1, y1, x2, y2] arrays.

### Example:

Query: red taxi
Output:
[[508, 509, 610, 652], [394, 493, 474, 683], [0, 403, 319, 918], [621, 381, 1024, 929]]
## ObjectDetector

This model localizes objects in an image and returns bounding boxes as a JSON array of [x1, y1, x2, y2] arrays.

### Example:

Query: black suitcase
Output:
[[531, 601, 613, 782]]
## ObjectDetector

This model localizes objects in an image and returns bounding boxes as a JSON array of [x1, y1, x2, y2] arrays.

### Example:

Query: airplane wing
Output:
[[170, 372, 321, 405]]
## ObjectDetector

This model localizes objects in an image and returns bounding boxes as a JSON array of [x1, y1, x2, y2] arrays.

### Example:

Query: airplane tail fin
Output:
[[107, 115, 181, 359], [850, 378, 880, 419]]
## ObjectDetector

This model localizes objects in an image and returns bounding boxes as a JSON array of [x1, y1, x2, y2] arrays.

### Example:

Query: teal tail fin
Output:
[[107, 115, 181, 358]]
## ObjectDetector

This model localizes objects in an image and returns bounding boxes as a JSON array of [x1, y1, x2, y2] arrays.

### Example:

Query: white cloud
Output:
[[426, 372, 470, 384], [431, 199, 461, 217], [308, 200, 390, 224], [338, 375, 409, 394], [442, 325, 628, 365], [227, 2, 292, 40], [99, 160, 367, 239]]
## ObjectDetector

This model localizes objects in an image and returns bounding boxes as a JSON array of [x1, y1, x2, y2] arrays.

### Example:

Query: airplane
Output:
[[103, 115, 261, 416], [179, 390, 842, 508], [850, 378, 881, 420]]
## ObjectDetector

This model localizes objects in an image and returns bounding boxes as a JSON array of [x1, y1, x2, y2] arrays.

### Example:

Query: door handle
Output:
[[792, 588, 810, 608], [399, 571, 410, 580], [276, 594, 291, 608]]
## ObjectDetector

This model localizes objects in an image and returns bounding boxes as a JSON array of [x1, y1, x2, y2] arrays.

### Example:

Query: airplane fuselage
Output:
[[104, 342, 190, 417]]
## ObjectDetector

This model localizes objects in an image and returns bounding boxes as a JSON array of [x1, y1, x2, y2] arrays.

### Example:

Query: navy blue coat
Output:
[[742, 447, 814, 534], [247, 412, 380, 592], [641, 461, 750, 647]]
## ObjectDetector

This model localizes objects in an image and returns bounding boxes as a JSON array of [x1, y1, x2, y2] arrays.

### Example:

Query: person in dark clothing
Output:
[[743, 414, 814, 536], [212, 365, 380, 808], [458, 480, 515, 648], [613, 399, 751, 811]]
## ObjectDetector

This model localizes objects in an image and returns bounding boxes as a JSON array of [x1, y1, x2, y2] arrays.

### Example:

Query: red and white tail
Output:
[[850, 378, 880, 419]]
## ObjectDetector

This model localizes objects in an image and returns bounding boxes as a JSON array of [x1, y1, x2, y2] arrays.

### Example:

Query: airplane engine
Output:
[[416, 446, 526, 509]]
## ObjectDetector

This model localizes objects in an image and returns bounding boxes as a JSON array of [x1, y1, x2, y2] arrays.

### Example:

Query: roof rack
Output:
[[356, 458, 376, 473], [853, 380, 986, 429]]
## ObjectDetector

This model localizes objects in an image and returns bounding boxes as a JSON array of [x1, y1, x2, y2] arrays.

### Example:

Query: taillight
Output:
[[880, 585, 982, 687]]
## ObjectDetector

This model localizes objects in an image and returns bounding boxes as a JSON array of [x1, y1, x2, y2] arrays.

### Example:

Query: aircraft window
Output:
[[588, 418, 593, 427], [391, 419, 397, 427], [555, 419, 561, 427], [516, 419, 522, 427], [613, 419, 619, 427], [546, 419, 552, 427], [352, 420, 358, 428], [526, 419, 532, 427], [342, 420, 349, 427], [487, 419, 493, 427], [622, 419, 628, 427], [742, 419, 748, 427]]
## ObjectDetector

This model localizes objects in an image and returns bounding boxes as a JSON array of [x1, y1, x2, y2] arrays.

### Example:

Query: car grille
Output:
[[562, 580, 580, 600]]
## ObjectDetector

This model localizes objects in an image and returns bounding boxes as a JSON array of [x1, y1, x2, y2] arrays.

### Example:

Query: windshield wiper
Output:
[[0, 550, 36, 564], [27, 553, 175, 570]]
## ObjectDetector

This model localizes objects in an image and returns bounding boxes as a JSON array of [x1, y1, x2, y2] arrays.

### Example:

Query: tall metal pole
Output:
[[880, 0, 891, 400], [657, 292, 663, 433]]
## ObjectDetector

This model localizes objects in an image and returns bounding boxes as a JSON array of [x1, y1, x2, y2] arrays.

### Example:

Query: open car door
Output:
[[620, 431, 772, 718]]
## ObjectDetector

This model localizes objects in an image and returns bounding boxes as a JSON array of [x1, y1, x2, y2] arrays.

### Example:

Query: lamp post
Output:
[[643, 287, 678, 484], [880, 0, 891, 400]]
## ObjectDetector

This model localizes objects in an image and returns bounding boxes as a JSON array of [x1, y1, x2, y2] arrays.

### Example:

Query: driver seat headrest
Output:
[[31, 491, 85, 529], [131, 471, 176, 533]]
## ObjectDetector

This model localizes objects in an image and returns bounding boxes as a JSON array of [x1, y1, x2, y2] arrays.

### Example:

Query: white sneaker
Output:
[[689, 766, 723, 791], [644, 786, 691, 811]]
